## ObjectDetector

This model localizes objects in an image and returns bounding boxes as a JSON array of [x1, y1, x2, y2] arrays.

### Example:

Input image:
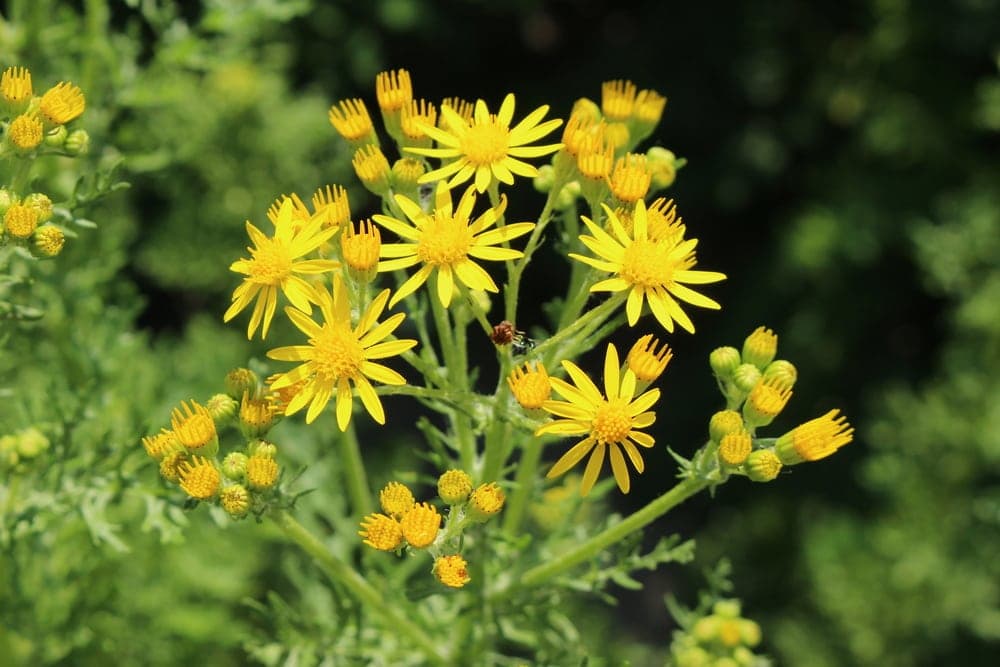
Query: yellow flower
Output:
[[1, 66, 32, 104], [644, 197, 686, 243], [775, 409, 854, 464], [359, 513, 404, 551], [178, 456, 221, 501], [220, 484, 251, 518], [536, 344, 660, 495], [379, 481, 415, 518], [373, 184, 534, 308], [742, 377, 792, 428], [375, 68, 413, 113], [433, 555, 471, 588], [399, 502, 441, 548], [602, 79, 637, 121], [718, 431, 752, 466], [507, 361, 552, 410], [240, 391, 279, 437], [745, 449, 782, 482], [141, 430, 181, 460], [608, 153, 651, 203], [159, 451, 188, 483], [170, 400, 219, 456], [742, 325, 778, 370], [328, 98, 377, 145], [224, 198, 340, 339], [266, 276, 417, 430], [352, 144, 392, 196], [400, 98, 437, 148], [38, 81, 85, 124], [341, 219, 382, 277], [570, 199, 726, 334], [437, 469, 473, 504], [8, 113, 43, 150], [4, 203, 39, 239], [468, 482, 505, 521], [626, 334, 672, 383], [246, 453, 279, 490], [311, 184, 351, 230], [407, 93, 563, 193]]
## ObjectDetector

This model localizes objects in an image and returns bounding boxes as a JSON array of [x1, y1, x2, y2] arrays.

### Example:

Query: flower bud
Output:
[[647, 146, 677, 190], [32, 226, 64, 257], [732, 363, 762, 394], [709, 410, 745, 443], [468, 482, 505, 522], [225, 367, 259, 400], [221, 452, 248, 480], [742, 377, 792, 428], [775, 409, 854, 464], [15, 427, 49, 458], [0, 188, 13, 215], [399, 502, 441, 548], [64, 129, 89, 156], [533, 164, 555, 192], [205, 392, 239, 425], [359, 513, 403, 551], [247, 439, 277, 458], [24, 193, 51, 223], [718, 431, 752, 467], [379, 481, 415, 518], [745, 449, 782, 482], [246, 453, 279, 490], [44, 125, 67, 148], [220, 484, 251, 519], [742, 326, 778, 370], [762, 359, 797, 392], [709, 346, 741, 379], [437, 469, 473, 505], [433, 555, 471, 588]]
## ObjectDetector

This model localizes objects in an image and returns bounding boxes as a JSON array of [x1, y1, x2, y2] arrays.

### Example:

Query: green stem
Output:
[[339, 423, 372, 516], [492, 476, 708, 601], [504, 184, 562, 324], [428, 289, 476, 470], [535, 292, 626, 368], [501, 433, 544, 536], [270, 510, 448, 665]]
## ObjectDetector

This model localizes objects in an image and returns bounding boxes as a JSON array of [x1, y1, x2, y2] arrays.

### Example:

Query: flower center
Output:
[[460, 120, 509, 166], [312, 323, 364, 381], [591, 399, 632, 444], [249, 237, 293, 284], [620, 239, 679, 288], [417, 214, 473, 266]]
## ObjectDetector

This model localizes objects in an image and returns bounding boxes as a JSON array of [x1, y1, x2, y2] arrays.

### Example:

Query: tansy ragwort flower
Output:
[[406, 93, 563, 193], [224, 198, 340, 339], [266, 276, 417, 430], [373, 184, 534, 308], [570, 199, 726, 334], [536, 344, 660, 496]]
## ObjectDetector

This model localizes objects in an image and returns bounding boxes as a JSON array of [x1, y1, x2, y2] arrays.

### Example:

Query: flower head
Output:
[[224, 198, 340, 339], [178, 456, 221, 500], [1, 66, 32, 105], [39, 81, 85, 124], [400, 98, 437, 148], [373, 184, 534, 308], [246, 453, 279, 490], [379, 481, 415, 518], [341, 219, 381, 277], [776, 409, 854, 464], [328, 98, 377, 145], [507, 361, 552, 410], [399, 502, 441, 548], [266, 276, 417, 430], [570, 199, 726, 334], [742, 377, 792, 428], [626, 334, 672, 383], [742, 326, 778, 370], [8, 113, 43, 150], [220, 484, 251, 518], [311, 184, 351, 230], [468, 482, 505, 521], [602, 79, 638, 121], [141, 430, 181, 460], [536, 344, 660, 495], [437, 469, 473, 504], [352, 144, 391, 196], [4, 204, 39, 239], [609, 153, 651, 203], [359, 513, 404, 551], [407, 93, 563, 193], [718, 431, 752, 466], [434, 555, 471, 588], [170, 400, 219, 456], [375, 68, 413, 114]]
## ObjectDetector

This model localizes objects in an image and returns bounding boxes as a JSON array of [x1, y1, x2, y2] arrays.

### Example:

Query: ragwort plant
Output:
[[141, 69, 854, 664]]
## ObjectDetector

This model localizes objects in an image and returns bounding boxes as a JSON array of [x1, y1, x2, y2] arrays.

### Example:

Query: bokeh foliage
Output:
[[2, 0, 997, 665]]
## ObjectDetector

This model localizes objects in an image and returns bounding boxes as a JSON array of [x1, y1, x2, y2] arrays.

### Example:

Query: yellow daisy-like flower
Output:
[[178, 456, 221, 501], [359, 513, 404, 551], [266, 276, 417, 430], [536, 344, 660, 496], [1, 66, 32, 104], [379, 481, 415, 518], [399, 502, 441, 548], [38, 81, 85, 124], [406, 93, 563, 193], [8, 113, 43, 150], [373, 184, 534, 308], [224, 198, 340, 339], [437, 469, 473, 504], [570, 199, 726, 334], [246, 453, 279, 490], [433, 555, 471, 588], [775, 409, 854, 464]]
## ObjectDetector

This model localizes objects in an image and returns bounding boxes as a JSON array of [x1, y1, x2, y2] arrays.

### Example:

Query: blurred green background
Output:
[[2, 0, 998, 664]]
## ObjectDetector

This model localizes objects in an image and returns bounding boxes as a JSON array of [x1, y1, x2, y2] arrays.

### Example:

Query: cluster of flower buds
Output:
[[670, 599, 767, 667], [532, 78, 683, 212], [358, 471, 506, 588], [139, 368, 287, 519], [708, 327, 853, 481], [0, 426, 50, 472]]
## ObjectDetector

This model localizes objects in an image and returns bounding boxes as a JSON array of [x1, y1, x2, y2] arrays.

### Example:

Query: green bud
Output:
[[533, 164, 555, 192], [225, 367, 259, 400], [762, 359, 797, 391], [221, 452, 248, 481], [647, 146, 677, 190], [44, 125, 67, 148], [709, 410, 744, 443], [16, 427, 50, 458], [732, 363, 762, 394], [745, 449, 782, 482], [692, 616, 720, 643], [712, 599, 742, 618], [732, 647, 757, 666], [554, 180, 581, 209], [709, 346, 741, 379], [64, 129, 90, 156], [220, 484, 251, 519], [742, 326, 778, 370], [248, 439, 277, 458], [673, 645, 711, 667], [206, 393, 239, 425], [739, 619, 762, 647]]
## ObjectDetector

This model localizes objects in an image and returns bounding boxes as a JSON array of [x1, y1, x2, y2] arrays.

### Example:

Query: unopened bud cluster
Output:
[[706, 327, 853, 482], [358, 470, 505, 589], [0, 426, 51, 472], [670, 599, 766, 667], [139, 367, 289, 519]]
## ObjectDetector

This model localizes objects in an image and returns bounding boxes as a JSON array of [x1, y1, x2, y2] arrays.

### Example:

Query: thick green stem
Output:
[[492, 476, 708, 601], [270, 510, 448, 665], [339, 423, 372, 516]]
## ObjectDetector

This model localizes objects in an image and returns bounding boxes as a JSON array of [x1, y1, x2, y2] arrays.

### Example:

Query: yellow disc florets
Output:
[[328, 98, 376, 144], [609, 153, 652, 203], [645, 198, 685, 243], [220, 484, 251, 518], [400, 98, 437, 144], [8, 113, 43, 150], [375, 69, 413, 113], [1, 66, 32, 104], [170, 400, 219, 454], [745, 449, 783, 482], [379, 481, 416, 518], [433, 555, 471, 589], [311, 184, 351, 229], [141, 430, 181, 460], [391, 157, 427, 190], [359, 513, 404, 551], [634, 88, 667, 124], [591, 399, 633, 444], [743, 378, 793, 428], [743, 326, 778, 370], [619, 237, 687, 289], [246, 453, 279, 490], [4, 203, 39, 239], [341, 219, 381, 273], [460, 117, 510, 167], [246, 235, 293, 285], [399, 502, 441, 548], [35, 225, 66, 257], [718, 431, 752, 466], [626, 334, 672, 383], [240, 392, 278, 437], [469, 482, 505, 520], [776, 409, 854, 464], [416, 213, 474, 266], [312, 323, 365, 383], [602, 79, 638, 121], [709, 409, 745, 443], [437, 469, 473, 505], [352, 144, 391, 195], [441, 97, 474, 125], [39, 81, 86, 124], [178, 456, 221, 500], [507, 362, 552, 410], [159, 451, 188, 483]]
